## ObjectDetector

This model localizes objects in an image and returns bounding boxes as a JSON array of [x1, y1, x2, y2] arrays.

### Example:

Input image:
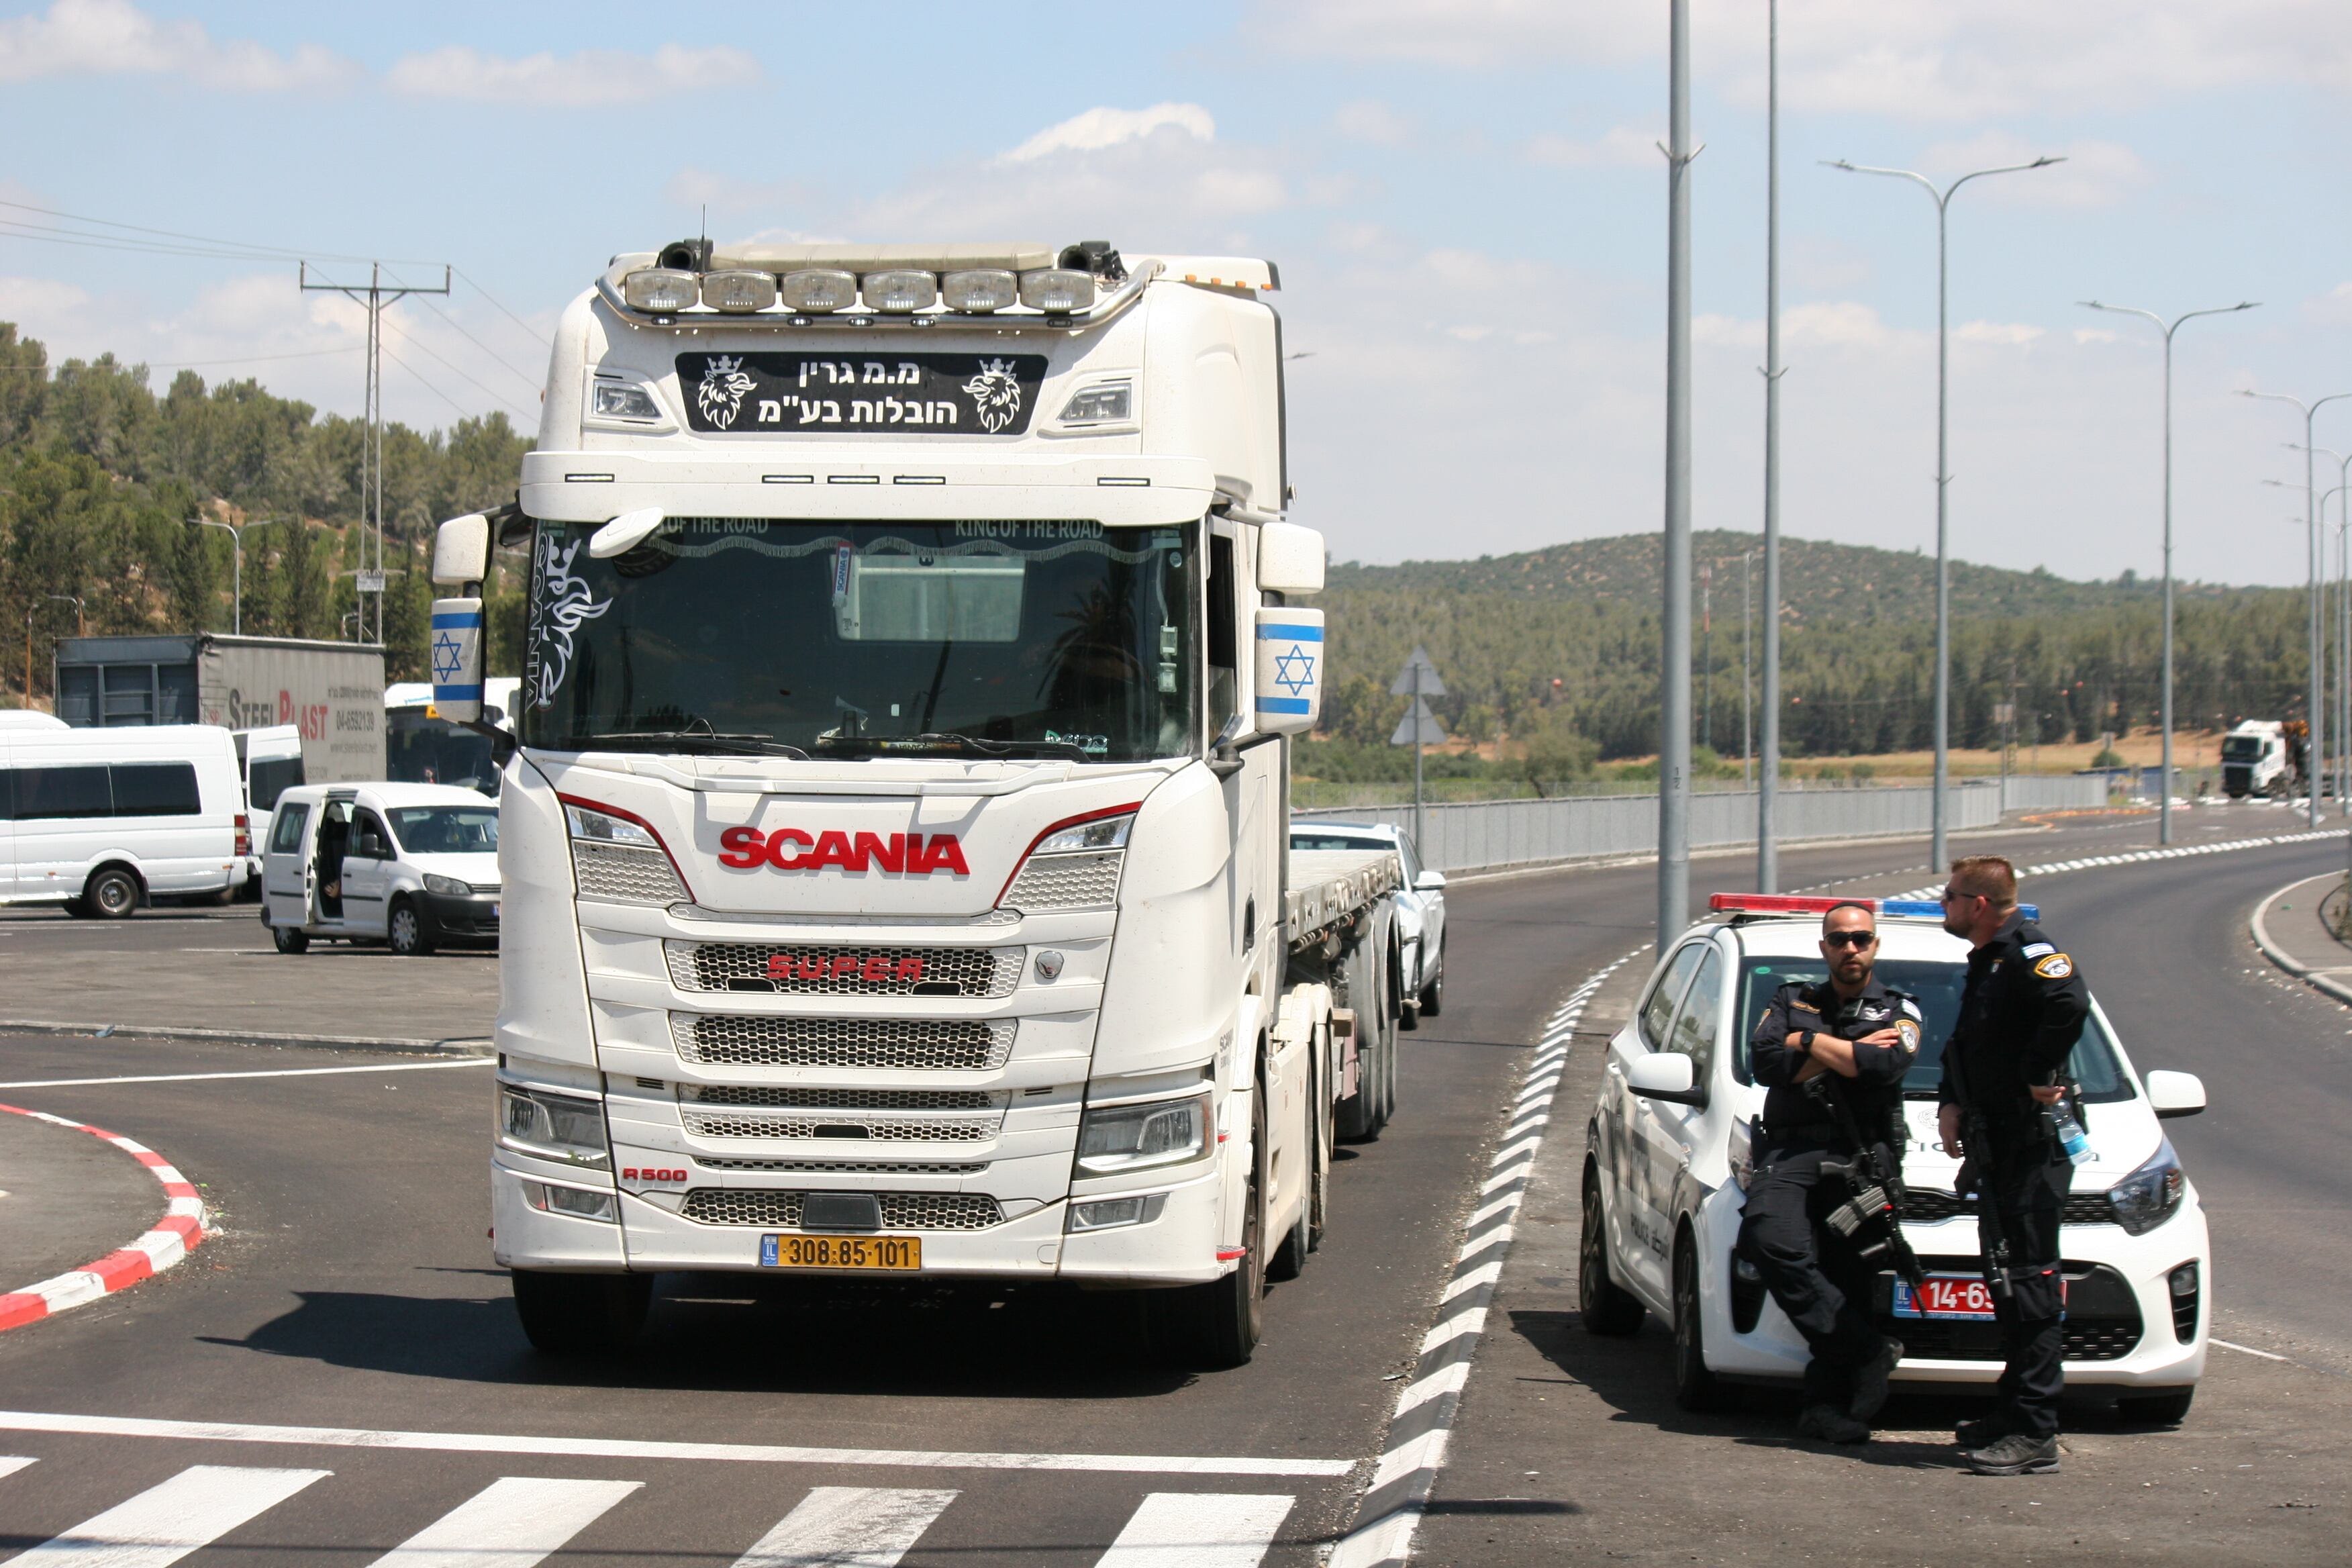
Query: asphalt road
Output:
[[0, 804, 2339, 1564]]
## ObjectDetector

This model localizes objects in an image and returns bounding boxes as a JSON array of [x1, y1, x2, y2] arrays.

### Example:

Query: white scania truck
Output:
[[429, 240, 1416, 1366]]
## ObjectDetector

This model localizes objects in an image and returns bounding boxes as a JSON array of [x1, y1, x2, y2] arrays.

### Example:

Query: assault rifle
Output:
[[1811, 1072, 1927, 1294]]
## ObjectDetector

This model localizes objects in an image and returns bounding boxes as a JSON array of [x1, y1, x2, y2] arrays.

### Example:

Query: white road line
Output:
[[0, 1410, 1353, 1478], [0, 1061, 494, 1089], [2210, 1337, 2290, 1363], [9, 1463, 330, 1567], [0, 1455, 34, 1480], [1095, 1492, 1295, 1568], [369, 1476, 642, 1566], [733, 1486, 958, 1567]]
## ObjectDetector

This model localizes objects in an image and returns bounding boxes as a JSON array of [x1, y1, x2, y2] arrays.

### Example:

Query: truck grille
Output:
[[679, 1189, 1004, 1230], [684, 1085, 993, 1110], [681, 1109, 999, 1142], [693, 1157, 989, 1176], [665, 941, 1020, 997], [1001, 850, 1124, 912], [575, 842, 687, 905], [670, 1014, 1017, 1071]]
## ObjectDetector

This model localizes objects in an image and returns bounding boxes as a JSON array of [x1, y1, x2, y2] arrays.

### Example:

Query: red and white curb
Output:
[[0, 1104, 209, 1332], [1330, 950, 1640, 1568]]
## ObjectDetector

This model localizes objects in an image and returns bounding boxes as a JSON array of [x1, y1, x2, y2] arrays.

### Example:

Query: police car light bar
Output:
[[1707, 893, 2038, 920]]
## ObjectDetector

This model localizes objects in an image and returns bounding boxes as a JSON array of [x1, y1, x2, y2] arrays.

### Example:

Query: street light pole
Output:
[[1657, 0, 1697, 951], [1758, 0, 1785, 891], [2242, 389, 2352, 825], [2286, 449, 2352, 810], [2078, 301, 2257, 845], [1826, 150, 2063, 877], [190, 517, 276, 636]]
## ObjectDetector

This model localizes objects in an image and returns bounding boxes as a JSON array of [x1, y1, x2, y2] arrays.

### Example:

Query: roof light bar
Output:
[[1707, 893, 2037, 920]]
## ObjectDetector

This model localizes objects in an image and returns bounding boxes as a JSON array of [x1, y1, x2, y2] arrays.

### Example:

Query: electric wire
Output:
[[414, 296, 544, 394], [383, 322, 533, 420], [454, 267, 551, 347], [0, 196, 435, 266], [378, 340, 490, 422]]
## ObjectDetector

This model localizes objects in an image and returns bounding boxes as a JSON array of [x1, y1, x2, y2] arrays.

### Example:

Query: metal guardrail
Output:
[[1295, 775, 2113, 876]]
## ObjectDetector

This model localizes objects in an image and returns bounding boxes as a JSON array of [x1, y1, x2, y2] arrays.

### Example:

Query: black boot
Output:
[[1796, 1403, 1870, 1444], [1849, 1336, 1904, 1422]]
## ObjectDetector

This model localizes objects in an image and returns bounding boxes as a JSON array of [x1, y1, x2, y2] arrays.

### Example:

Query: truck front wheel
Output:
[[510, 1269, 652, 1355], [1151, 1094, 1265, 1369]]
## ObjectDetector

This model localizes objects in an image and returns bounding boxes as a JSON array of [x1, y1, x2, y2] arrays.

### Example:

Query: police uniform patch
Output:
[[2022, 942, 2056, 959], [1896, 1019, 1922, 1053], [1899, 997, 1922, 1020], [2035, 952, 2073, 979]]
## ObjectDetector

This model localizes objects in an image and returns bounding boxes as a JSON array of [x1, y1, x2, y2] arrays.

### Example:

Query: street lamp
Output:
[[22, 593, 84, 706], [1826, 150, 2065, 875], [2077, 300, 2257, 844], [2286, 446, 2352, 807], [189, 516, 275, 636], [2240, 389, 2352, 827]]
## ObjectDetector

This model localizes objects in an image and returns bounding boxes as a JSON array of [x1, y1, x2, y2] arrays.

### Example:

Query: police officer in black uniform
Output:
[[1737, 900, 1922, 1444], [1937, 854, 2091, 1477]]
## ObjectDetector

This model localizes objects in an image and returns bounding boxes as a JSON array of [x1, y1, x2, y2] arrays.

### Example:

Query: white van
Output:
[[0, 718, 250, 916], [261, 781, 499, 955], [232, 724, 305, 889]]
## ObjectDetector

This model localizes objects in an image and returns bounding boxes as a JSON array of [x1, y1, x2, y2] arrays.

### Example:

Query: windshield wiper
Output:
[[563, 731, 813, 761], [812, 732, 1095, 762]]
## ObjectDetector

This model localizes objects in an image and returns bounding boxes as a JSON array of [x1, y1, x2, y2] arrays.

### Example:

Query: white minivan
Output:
[[0, 714, 250, 916], [261, 782, 499, 954], [233, 724, 305, 889]]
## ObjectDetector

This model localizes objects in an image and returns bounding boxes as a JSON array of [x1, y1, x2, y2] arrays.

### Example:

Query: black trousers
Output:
[[1979, 1146, 2071, 1438], [1736, 1149, 1885, 1407]]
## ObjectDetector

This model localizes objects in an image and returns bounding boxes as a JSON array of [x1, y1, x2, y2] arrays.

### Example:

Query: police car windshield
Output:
[[1734, 955, 2133, 1101]]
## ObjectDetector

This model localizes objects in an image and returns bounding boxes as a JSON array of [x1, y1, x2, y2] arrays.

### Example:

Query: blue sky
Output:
[[4, 0, 2351, 586]]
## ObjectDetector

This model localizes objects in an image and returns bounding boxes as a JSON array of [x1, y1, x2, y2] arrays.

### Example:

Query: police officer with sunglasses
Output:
[[1937, 854, 2090, 1476], [1737, 900, 1921, 1444]]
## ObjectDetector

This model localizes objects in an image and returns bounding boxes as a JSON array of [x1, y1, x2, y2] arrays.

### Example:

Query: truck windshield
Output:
[[387, 707, 505, 795], [2220, 736, 2263, 761], [519, 519, 1197, 763]]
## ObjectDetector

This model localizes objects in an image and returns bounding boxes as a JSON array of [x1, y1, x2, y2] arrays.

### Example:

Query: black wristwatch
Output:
[[1795, 1029, 1815, 1056]]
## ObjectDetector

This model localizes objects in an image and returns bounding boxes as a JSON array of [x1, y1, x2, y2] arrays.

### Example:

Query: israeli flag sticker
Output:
[[1254, 607, 1324, 733], [430, 596, 485, 722]]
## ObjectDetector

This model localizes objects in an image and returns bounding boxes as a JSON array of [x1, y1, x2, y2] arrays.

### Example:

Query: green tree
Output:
[[1516, 709, 1599, 797]]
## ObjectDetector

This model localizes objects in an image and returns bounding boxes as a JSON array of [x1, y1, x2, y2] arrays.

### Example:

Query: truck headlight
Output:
[[2105, 1138, 2186, 1235], [519, 1179, 618, 1222], [499, 1084, 610, 1168], [423, 873, 473, 896], [1000, 810, 1134, 913], [591, 382, 663, 420], [561, 797, 690, 906], [1067, 1192, 1170, 1232], [1077, 1089, 1212, 1176]]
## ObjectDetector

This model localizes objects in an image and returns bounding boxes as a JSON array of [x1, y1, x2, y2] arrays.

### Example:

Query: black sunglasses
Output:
[[1822, 930, 1876, 949], [1940, 887, 1982, 904]]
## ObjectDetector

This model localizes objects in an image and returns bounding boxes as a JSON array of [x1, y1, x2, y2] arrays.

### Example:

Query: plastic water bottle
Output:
[[2052, 1107, 2094, 1166]]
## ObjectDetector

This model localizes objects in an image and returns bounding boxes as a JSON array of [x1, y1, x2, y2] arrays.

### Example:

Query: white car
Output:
[[1289, 822, 1449, 1022], [1581, 895, 2210, 1424], [260, 782, 500, 955]]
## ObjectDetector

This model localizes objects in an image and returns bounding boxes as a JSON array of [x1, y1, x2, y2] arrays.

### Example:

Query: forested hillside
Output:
[[0, 322, 530, 693]]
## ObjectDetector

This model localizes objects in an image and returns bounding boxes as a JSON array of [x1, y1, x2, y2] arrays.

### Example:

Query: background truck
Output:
[[2219, 718, 2302, 798], [56, 633, 387, 787], [432, 236, 1409, 1367], [385, 678, 521, 794]]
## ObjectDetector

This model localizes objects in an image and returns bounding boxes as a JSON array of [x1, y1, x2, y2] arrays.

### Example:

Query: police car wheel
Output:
[[2114, 1386, 2194, 1426], [1671, 1235, 1734, 1412], [1579, 1169, 1646, 1336]]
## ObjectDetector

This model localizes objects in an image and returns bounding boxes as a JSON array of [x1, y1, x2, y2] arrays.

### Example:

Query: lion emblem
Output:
[[962, 358, 1024, 433], [697, 354, 756, 429]]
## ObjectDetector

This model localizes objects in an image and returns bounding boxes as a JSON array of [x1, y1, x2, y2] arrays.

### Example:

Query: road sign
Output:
[[1391, 696, 1448, 748], [1390, 646, 1447, 698], [356, 570, 387, 594]]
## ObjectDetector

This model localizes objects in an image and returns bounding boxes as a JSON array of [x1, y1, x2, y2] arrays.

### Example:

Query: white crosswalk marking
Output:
[[9, 1464, 329, 1566], [732, 1486, 959, 1567], [0, 1456, 35, 1481], [1096, 1492, 1295, 1567], [369, 1476, 642, 1565]]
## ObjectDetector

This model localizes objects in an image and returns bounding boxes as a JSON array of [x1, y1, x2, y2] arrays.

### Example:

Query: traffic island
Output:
[[0, 1103, 208, 1330], [2249, 871, 2352, 1007]]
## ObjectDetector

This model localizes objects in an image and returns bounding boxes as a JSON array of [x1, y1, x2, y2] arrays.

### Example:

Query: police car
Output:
[[1580, 895, 2211, 1422]]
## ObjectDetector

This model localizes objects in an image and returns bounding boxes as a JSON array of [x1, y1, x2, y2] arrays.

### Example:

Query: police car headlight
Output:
[[423, 873, 473, 896], [1077, 1089, 1212, 1176], [2105, 1138, 2186, 1235], [499, 1084, 610, 1168]]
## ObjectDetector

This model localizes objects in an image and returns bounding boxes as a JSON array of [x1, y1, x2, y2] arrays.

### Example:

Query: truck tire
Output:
[[1151, 1092, 1265, 1369], [387, 896, 436, 957], [511, 1270, 652, 1355], [1579, 1166, 1645, 1336], [272, 924, 310, 954], [81, 865, 142, 920]]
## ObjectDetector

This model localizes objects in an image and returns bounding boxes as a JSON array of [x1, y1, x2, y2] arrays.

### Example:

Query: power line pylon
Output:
[[299, 260, 450, 644]]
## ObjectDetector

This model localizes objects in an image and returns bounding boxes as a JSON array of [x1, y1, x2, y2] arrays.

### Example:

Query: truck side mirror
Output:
[[430, 597, 486, 723], [1257, 521, 1326, 595], [1253, 607, 1323, 736], [432, 513, 490, 587]]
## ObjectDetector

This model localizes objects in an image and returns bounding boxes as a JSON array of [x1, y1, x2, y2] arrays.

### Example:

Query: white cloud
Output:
[[2308, 282, 2352, 326], [1245, 1, 2352, 119], [0, 0, 352, 90], [1333, 99, 1415, 147], [1523, 128, 1657, 170], [386, 43, 758, 107], [1001, 103, 1215, 163], [1955, 320, 2046, 347]]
